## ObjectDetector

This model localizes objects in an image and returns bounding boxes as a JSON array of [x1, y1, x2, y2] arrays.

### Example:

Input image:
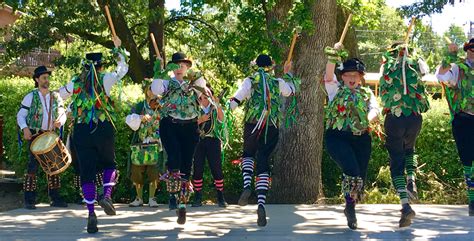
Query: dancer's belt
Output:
[[170, 117, 197, 124]]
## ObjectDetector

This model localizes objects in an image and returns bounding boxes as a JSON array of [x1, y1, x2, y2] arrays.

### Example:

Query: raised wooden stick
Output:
[[404, 17, 416, 44], [285, 28, 300, 65], [444, 36, 452, 44], [338, 14, 352, 44], [104, 5, 117, 38], [149, 33, 162, 60]]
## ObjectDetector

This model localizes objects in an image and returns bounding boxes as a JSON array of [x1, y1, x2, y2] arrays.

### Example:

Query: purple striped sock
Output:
[[103, 169, 116, 199], [82, 182, 96, 214]]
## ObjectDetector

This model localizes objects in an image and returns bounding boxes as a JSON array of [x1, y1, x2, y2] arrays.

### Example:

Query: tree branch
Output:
[[165, 15, 220, 39]]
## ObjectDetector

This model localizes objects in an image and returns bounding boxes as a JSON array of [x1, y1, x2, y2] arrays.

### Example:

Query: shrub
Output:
[[0, 75, 467, 204]]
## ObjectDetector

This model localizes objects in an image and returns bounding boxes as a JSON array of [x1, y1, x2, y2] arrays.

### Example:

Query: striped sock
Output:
[[464, 165, 474, 202], [215, 179, 224, 192], [82, 182, 96, 214], [241, 157, 254, 189], [193, 179, 203, 192], [103, 169, 116, 199], [256, 173, 270, 208], [405, 154, 418, 181], [393, 175, 409, 204]]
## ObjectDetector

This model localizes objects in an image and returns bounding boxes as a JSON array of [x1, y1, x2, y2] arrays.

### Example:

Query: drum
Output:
[[130, 142, 164, 170], [30, 131, 72, 175]]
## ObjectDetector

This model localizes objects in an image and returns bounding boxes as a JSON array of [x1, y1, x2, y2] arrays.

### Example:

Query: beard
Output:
[[39, 82, 49, 89]]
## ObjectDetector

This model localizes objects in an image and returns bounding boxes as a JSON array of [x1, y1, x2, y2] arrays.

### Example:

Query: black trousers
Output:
[[242, 123, 279, 175], [452, 112, 474, 166], [384, 113, 422, 177], [193, 137, 223, 181], [26, 131, 61, 189], [72, 121, 116, 184], [160, 117, 199, 180], [325, 129, 372, 179]]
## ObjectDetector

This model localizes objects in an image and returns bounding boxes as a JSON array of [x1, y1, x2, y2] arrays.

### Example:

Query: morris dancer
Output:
[[60, 36, 128, 233], [379, 42, 430, 227], [324, 43, 380, 229], [436, 38, 474, 216], [192, 86, 228, 208], [125, 84, 164, 208], [229, 54, 299, 227], [17, 66, 68, 209], [151, 52, 206, 224]]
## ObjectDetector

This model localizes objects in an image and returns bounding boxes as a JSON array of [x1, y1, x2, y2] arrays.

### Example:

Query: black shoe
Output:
[[177, 207, 186, 225], [192, 191, 202, 207], [406, 180, 419, 201], [87, 212, 98, 233], [98, 198, 116, 216], [24, 203, 36, 210], [217, 190, 228, 208], [469, 201, 474, 216], [169, 195, 178, 210], [399, 204, 416, 228], [344, 202, 357, 230], [257, 205, 267, 227], [238, 188, 251, 206]]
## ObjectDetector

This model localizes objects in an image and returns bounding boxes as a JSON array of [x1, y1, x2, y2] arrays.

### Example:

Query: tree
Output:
[[267, 0, 336, 204], [398, 0, 462, 17], [1, 0, 219, 83]]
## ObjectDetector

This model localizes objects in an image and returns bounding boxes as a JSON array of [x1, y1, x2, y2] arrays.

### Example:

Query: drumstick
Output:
[[338, 14, 352, 44], [104, 5, 117, 38]]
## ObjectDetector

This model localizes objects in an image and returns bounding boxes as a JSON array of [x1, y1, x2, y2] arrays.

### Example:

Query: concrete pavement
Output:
[[0, 204, 472, 240]]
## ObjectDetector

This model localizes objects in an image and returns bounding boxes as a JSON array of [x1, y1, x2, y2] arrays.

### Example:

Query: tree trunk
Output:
[[97, 0, 147, 83], [148, 0, 166, 75], [270, 0, 337, 204]]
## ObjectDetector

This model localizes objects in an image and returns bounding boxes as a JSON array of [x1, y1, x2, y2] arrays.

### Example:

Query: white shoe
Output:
[[149, 197, 159, 207], [129, 198, 143, 207]]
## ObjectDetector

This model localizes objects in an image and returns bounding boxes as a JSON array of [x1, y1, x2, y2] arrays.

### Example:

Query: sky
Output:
[[385, 0, 473, 35], [165, 0, 473, 35]]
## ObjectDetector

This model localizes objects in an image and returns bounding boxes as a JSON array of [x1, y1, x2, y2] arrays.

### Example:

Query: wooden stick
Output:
[[149, 33, 162, 60], [444, 36, 452, 44], [285, 30, 299, 65], [338, 14, 352, 44], [104, 5, 117, 38], [404, 17, 416, 44]]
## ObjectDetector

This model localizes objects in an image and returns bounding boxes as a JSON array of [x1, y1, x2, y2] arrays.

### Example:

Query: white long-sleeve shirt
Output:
[[325, 74, 380, 121], [436, 59, 473, 87], [17, 91, 67, 130], [229, 73, 296, 110], [59, 52, 129, 99], [125, 113, 142, 131]]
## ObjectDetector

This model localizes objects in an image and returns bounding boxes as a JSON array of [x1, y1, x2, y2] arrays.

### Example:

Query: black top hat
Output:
[[340, 58, 365, 74], [256, 54, 273, 68], [85, 52, 103, 66], [168, 52, 192, 66], [463, 38, 474, 52], [32, 65, 52, 79]]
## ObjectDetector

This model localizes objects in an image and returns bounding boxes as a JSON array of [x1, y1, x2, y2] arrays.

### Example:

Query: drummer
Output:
[[17, 65, 68, 209]]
